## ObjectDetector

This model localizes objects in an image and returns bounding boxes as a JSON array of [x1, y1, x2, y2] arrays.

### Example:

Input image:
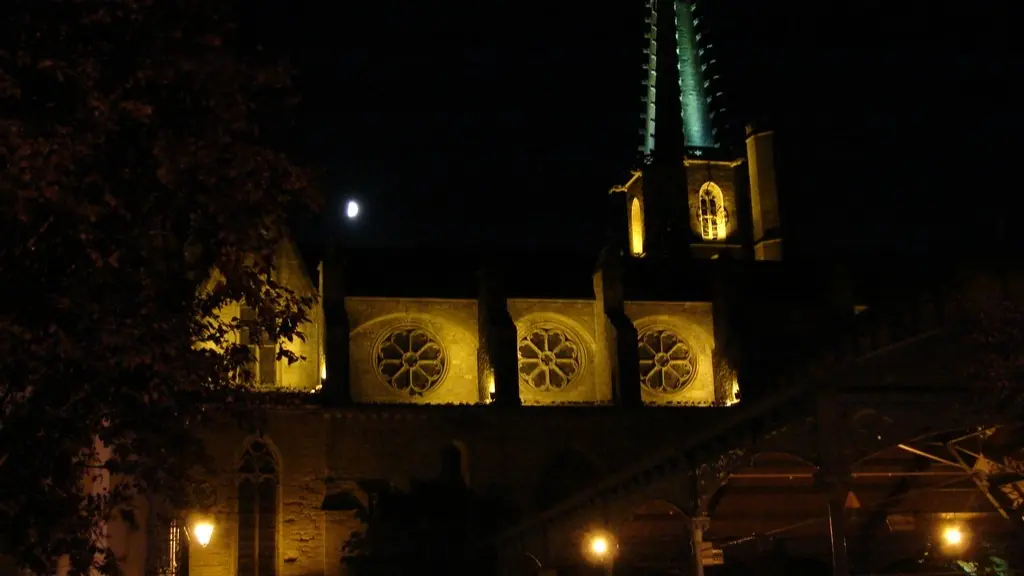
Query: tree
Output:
[[0, 0, 318, 573]]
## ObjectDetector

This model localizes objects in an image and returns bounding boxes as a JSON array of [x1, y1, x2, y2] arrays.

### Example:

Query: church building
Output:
[[111, 2, 823, 575]]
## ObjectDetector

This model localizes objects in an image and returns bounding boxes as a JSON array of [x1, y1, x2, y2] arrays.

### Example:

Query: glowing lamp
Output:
[[192, 521, 214, 547], [942, 525, 963, 546], [590, 535, 609, 556], [582, 530, 616, 564]]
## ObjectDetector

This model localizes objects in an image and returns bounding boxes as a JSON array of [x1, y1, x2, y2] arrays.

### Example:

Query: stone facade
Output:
[[115, 125, 786, 576], [118, 250, 839, 576], [149, 252, 839, 576]]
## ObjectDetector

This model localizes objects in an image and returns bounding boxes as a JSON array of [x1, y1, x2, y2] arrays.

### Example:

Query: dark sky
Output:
[[260, 1, 1016, 259]]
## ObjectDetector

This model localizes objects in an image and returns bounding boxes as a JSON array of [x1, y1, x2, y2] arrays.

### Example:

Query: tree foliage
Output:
[[0, 0, 317, 572]]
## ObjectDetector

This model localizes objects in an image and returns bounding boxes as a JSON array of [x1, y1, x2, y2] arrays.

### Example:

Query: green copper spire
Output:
[[640, 0, 723, 157]]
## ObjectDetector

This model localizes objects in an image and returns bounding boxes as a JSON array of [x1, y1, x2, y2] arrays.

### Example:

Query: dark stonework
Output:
[[606, 190, 632, 257], [478, 264, 521, 407], [595, 249, 642, 408], [711, 260, 743, 404], [322, 242, 351, 405]]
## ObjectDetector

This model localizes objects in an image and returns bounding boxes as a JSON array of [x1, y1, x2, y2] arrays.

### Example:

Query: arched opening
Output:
[[629, 196, 645, 256], [535, 449, 599, 511], [441, 441, 470, 486], [238, 439, 279, 576], [145, 499, 188, 576], [698, 181, 727, 241]]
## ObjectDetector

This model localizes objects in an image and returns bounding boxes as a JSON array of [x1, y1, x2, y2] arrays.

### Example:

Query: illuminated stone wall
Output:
[[187, 411, 329, 576], [124, 233, 780, 576], [346, 297, 482, 404], [625, 301, 717, 406], [508, 299, 608, 405], [215, 239, 323, 393], [340, 295, 719, 407]]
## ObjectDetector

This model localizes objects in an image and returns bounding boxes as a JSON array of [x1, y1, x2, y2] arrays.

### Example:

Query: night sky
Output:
[[258, 1, 1015, 259]]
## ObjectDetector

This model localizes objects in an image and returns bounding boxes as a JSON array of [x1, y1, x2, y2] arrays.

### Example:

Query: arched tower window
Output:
[[237, 440, 278, 576], [698, 182, 727, 241], [629, 196, 645, 256]]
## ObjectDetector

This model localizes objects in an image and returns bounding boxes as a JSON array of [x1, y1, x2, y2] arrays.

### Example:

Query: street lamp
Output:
[[940, 522, 967, 553], [590, 535, 609, 556], [942, 525, 963, 546], [583, 530, 617, 574], [192, 520, 215, 548]]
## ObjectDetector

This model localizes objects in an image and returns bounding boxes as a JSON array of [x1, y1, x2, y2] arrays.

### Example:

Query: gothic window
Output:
[[147, 514, 187, 576], [638, 329, 697, 394], [441, 442, 469, 486], [629, 197, 645, 256], [239, 306, 277, 387], [517, 327, 582, 391], [374, 327, 447, 396], [237, 441, 278, 576], [698, 181, 727, 241]]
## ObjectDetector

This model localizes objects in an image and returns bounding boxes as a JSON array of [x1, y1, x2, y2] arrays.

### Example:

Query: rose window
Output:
[[638, 330, 697, 393], [517, 328, 581, 391], [375, 328, 446, 396]]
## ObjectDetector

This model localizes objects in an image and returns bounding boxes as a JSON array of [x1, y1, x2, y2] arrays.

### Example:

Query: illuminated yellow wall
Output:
[[216, 240, 322, 393], [346, 297, 483, 404], [199, 238, 322, 393], [271, 240, 322, 391], [507, 299, 611, 405], [340, 295, 719, 407], [624, 301, 717, 406]]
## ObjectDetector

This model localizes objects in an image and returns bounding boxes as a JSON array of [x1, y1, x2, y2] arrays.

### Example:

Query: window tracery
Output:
[[237, 440, 278, 576], [698, 181, 728, 241], [638, 329, 697, 394], [517, 327, 582, 391], [374, 327, 447, 396]]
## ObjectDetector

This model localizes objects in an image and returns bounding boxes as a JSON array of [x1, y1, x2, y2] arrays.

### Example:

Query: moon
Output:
[[345, 200, 360, 219]]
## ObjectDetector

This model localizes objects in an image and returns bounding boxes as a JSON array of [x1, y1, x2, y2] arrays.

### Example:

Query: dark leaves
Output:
[[0, 0, 318, 573]]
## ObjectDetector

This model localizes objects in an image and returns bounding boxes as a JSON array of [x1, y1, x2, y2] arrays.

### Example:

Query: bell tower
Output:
[[608, 0, 783, 262]]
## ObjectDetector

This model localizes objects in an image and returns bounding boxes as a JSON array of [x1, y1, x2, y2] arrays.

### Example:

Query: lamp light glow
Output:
[[193, 521, 214, 547], [942, 525, 963, 546], [582, 530, 616, 565]]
